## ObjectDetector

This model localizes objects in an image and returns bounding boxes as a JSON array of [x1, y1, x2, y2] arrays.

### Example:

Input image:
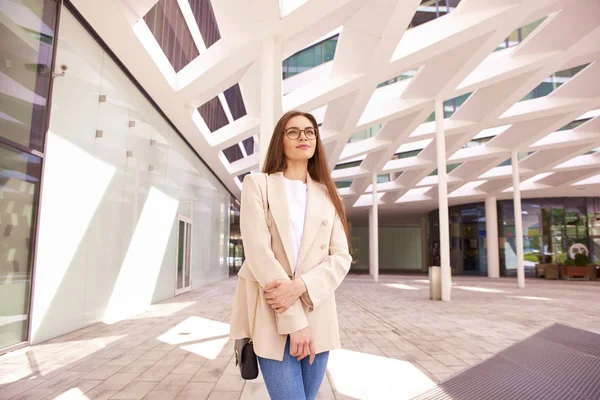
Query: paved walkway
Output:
[[1, 275, 599, 399]]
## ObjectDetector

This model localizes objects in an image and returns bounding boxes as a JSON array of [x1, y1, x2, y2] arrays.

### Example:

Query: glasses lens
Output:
[[287, 128, 300, 139], [305, 128, 316, 138]]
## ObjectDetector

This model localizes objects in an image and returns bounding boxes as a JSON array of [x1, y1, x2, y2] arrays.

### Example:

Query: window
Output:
[[521, 64, 588, 101], [144, 0, 199, 72], [283, 35, 339, 79]]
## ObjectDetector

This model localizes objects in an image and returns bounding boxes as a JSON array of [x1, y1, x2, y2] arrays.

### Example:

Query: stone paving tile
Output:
[[110, 381, 157, 399], [141, 390, 179, 400], [2, 275, 600, 400], [45, 379, 103, 399], [176, 382, 215, 400], [212, 374, 245, 392], [239, 382, 269, 400], [432, 354, 466, 367], [207, 392, 242, 400], [94, 372, 139, 391], [135, 365, 176, 382], [153, 373, 194, 391], [82, 389, 118, 400]]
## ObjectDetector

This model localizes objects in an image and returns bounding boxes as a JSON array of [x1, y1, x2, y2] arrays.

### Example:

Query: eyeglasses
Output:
[[285, 127, 317, 140]]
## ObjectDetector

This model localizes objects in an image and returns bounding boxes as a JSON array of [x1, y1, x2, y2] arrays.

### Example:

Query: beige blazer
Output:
[[229, 172, 352, 361]]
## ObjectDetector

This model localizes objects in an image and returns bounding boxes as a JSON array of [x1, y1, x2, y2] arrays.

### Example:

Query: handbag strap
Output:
[[250, 174, 270, 343], [250, 284, 259, 342]]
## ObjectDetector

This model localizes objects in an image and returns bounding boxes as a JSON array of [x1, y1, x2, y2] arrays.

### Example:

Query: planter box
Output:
[[536, 264, 559, 279], [564, 266, 592, 280]]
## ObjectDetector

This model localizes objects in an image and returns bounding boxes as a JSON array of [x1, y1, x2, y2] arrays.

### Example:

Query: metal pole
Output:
[[435, 99, 451, 301]]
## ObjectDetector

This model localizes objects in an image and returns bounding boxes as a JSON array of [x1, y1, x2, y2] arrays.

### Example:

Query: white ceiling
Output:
[[70, 0, 600, 217]]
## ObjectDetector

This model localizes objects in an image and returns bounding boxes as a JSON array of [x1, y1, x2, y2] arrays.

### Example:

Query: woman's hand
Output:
[[290, 327, 316, 364], [264, 278, 307, 313]]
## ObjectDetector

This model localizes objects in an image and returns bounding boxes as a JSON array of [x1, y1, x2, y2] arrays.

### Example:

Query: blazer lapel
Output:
[[296, 174, 327, 270], [266, 172, 295, 276]]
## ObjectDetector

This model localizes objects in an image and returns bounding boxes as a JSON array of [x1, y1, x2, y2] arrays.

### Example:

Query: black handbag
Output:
[[234, 285, 260, 379]]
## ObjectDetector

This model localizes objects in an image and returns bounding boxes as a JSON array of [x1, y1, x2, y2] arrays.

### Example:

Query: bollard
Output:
[[429, 266, 441, 301]]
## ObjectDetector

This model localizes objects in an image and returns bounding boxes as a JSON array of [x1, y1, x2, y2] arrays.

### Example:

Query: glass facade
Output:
[[410, 0, 462, 28], [228, 197, 242, 276], [429, 204, 487, 275], [144, 0, 220, 72], [0, 0, 59, 350], [429, 197, 600, 277], [521, 64, 589, 101], [496, 17, 546, 51], [282, 35, 339, 79]]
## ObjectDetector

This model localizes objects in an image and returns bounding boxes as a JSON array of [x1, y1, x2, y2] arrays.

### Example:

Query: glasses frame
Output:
[[285, 127, 318, 140]]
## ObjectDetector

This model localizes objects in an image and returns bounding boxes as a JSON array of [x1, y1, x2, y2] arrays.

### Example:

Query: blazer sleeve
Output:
[[299, 211, 352, 311], [240, 174, 309, 334]]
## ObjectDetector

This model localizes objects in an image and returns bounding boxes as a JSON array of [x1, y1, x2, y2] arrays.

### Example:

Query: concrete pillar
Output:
[[435, 98, 451, 301], [420, 216, 429, 272], [485, 197, 500, 278], [369, 173, 379, 282], [259, 36, 282, 171], [512, 151, 525, 289]]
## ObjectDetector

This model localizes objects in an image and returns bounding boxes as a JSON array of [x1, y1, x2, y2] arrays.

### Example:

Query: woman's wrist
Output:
[[294, 277, 307, 297]]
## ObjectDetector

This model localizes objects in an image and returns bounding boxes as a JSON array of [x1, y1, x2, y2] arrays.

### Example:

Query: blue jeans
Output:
[[257, 336, 329, 400]]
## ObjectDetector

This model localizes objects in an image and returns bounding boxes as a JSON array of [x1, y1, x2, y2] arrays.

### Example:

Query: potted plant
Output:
[[564, 254, 591, 280]]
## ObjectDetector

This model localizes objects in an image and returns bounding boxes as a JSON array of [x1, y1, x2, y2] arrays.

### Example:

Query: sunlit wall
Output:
[[30, 8, 230, 344]]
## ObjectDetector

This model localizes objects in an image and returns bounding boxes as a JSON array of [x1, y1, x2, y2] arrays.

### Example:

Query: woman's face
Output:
[[282, 115, 317, 163]]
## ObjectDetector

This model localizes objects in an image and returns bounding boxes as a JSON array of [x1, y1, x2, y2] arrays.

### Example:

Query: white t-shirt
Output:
[[284, 177, 308, 272]]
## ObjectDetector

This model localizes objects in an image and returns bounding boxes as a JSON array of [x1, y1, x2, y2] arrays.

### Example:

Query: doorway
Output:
[[176, 216, 192, 295]]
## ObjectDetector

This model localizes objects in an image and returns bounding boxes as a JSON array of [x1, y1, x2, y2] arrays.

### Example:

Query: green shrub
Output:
[[564, 258, 575, 267], [524, 253, 539, 262], [574, 253, 589, 266]]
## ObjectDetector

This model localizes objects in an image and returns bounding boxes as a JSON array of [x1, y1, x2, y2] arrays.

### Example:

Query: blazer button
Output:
[[321, 244, 326, 250], [322, 219, 328, 226]]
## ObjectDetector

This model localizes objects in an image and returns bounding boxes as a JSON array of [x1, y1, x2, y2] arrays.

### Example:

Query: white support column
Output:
[[369, 173, 379, 282], [259, 36, 282, 171], [485, 197, 500, 278], [435, 98, 451, 301], [512, 151, 525, 289]]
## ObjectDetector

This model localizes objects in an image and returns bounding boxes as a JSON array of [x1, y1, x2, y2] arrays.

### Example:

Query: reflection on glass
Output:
[[0, 144, 41, 349], [1, 0, 57, 351], [1, 0, 57, 151]]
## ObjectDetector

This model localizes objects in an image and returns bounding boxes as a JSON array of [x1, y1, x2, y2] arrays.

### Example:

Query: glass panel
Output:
[[335, 180, 353, 189], [322, 38, 337, 62], [223, 84, 246, 121], [522, 64, 588, 101], [222, 143, 244, 164], [377, 174, 389, 183], [144, 0, 199, 72], [410, 10, 438, 28], [297, 47, 314, 74], [314, 44, 322, 65], [198, 95, 228, 132], [0, 144, 41, 349], [520, 17, 546, 41], [334, 160, 362, 170], [188, 0, 221, 48], [0, 0, 57, 152], [177, 220, 184, 290], [287, 55, 298, 77]]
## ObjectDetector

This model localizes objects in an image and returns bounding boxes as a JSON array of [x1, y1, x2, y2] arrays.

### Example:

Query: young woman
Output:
[[230, 110, 352, 399]]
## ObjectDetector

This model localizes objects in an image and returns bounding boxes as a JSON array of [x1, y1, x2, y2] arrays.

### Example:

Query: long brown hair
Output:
[[262, 110, 349, 241]]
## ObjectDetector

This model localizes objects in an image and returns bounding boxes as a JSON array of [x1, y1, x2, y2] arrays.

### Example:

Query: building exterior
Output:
[[1, 0, 599, 354]]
